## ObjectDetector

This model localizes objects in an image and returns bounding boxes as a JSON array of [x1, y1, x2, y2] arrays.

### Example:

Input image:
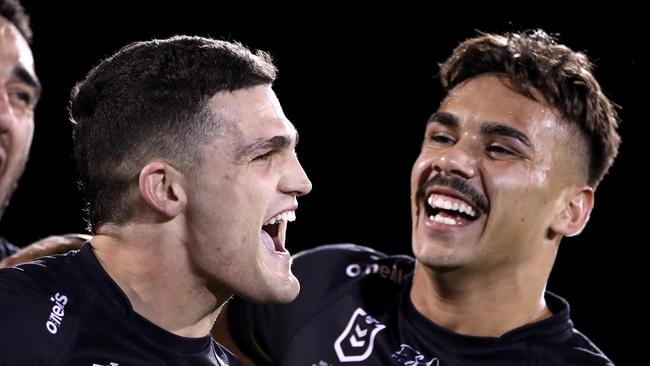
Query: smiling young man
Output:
[[218, 30, 618, 365], [0, 0, 40, 259], [0, 0, 93, 266], [0, 36, 311, 364]]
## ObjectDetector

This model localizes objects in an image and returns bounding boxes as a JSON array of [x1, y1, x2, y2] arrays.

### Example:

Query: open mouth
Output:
[[424, 193, 480, 226], [261, 211, 296, 253]]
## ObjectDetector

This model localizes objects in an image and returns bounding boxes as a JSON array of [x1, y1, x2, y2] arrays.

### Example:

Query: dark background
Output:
[[4, 3, 642, 364]]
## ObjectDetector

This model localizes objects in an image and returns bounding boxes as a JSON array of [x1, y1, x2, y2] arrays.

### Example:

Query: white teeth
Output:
[[264, 210, 296, 226], [435, 197, 444, 208], [429, 214, 458, 225], [426, 194, 477, 218]]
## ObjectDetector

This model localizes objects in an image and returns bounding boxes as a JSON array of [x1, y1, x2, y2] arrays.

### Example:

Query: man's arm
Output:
[[0, 233, 89, 268]]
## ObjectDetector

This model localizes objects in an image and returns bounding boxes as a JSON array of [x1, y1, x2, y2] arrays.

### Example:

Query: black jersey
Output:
[[0, 235, 19, 260], [0, 243, 242, 366], [229, 244, 613, 366]]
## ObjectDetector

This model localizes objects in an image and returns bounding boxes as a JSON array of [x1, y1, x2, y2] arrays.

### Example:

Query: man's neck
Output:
[[91, 225, 229, 338], [409, 261, 552, 337]]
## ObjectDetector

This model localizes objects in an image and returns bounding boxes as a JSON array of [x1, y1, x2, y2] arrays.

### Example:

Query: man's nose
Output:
[[282, 154, 312, 197], [431, 143, 477, 179]]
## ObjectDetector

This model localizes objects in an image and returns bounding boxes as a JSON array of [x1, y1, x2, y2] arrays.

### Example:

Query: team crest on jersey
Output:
[[334, 307, 386, 362]]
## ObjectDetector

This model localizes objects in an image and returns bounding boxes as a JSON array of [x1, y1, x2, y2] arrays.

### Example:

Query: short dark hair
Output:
[[439, 29, 620, 188], [0, 0, 32, 42], [70, 36, 277, 232]]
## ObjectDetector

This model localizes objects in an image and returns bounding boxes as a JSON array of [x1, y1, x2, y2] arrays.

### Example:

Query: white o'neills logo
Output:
[[345, 262, 408, 284], [45, 292, 68, 334]]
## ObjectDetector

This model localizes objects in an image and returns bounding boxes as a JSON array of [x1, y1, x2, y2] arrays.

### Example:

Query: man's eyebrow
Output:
[[427, 111, 459, 128], [428, 111, 534, 149], [238, 134, 295, 157], [482, 122, 533, 149], [13, 66, 41, 99]]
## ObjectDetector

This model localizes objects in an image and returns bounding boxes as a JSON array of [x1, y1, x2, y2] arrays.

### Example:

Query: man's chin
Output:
[[413, 241, 467, 271], [247, 275, 300, 304], [274, 276, 300, 303]]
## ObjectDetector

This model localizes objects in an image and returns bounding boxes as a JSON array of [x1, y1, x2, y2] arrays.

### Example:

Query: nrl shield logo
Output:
[[334, 307, 386, 362]]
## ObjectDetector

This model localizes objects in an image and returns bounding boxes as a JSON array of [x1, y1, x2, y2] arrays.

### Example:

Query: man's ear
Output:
[[550, 186, 595, 237], [138, 161, 187, 218]]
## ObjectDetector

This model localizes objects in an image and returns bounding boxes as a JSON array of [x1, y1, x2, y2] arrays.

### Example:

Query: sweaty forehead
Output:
[[439, 75, 559, 132]]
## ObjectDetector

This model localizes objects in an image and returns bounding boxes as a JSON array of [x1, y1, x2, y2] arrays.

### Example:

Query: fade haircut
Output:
[[70, 36, 277, 231], [440, 29, 620, 188]]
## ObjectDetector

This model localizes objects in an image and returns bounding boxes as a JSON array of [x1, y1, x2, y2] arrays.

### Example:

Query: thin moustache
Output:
[[417, 175, 490, 214]]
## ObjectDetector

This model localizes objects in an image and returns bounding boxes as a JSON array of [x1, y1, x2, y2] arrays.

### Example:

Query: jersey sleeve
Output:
[[227, 244, 388, 364]]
